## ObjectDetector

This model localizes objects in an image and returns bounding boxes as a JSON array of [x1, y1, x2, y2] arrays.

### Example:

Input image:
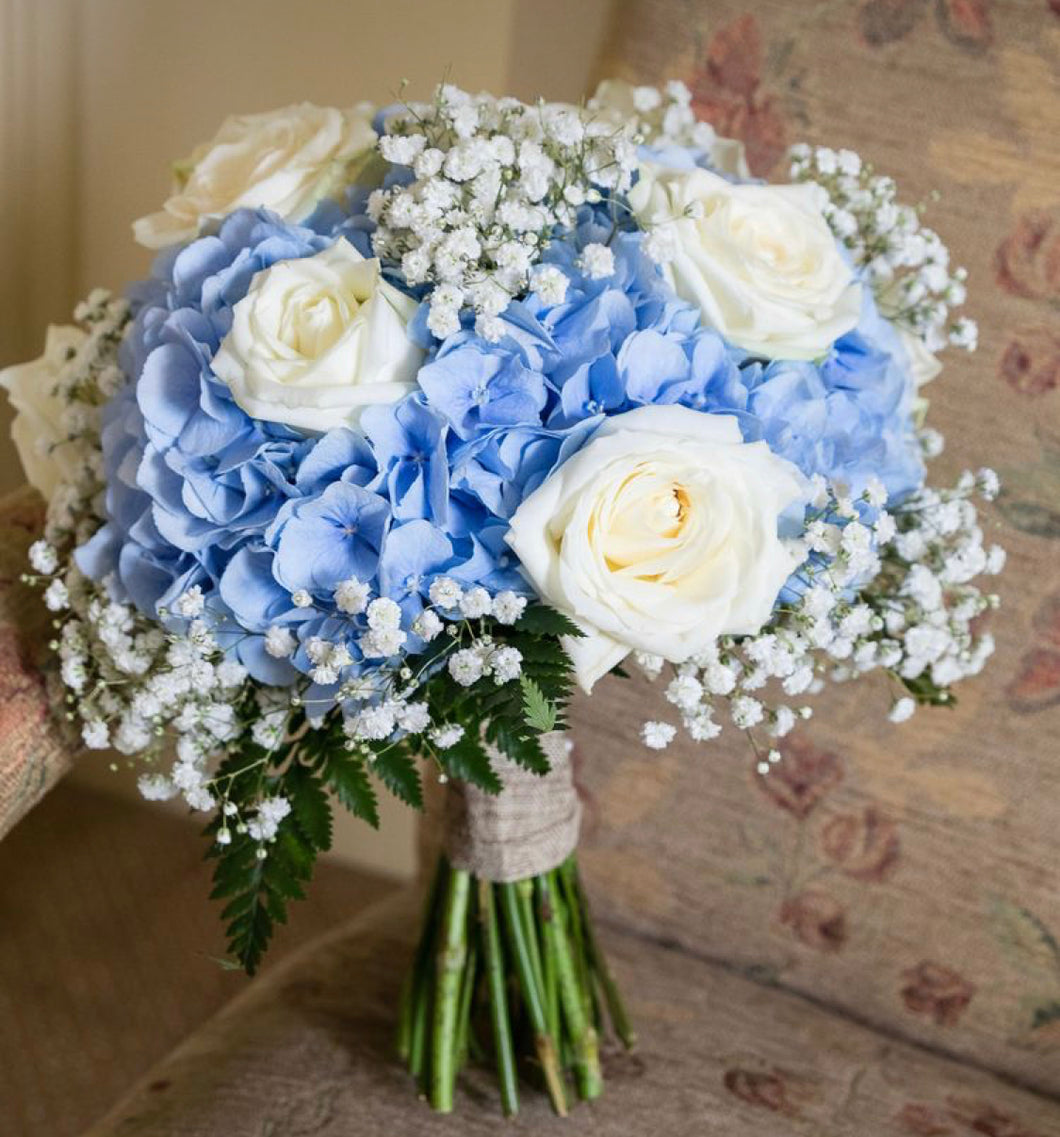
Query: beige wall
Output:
[[1, 0, 610, 877]]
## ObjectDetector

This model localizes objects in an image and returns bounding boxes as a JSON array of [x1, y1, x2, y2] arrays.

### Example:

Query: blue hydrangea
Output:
[[77, 190, 923, 695], [716, 289, 924, 500], [402, 208, 922, 591]]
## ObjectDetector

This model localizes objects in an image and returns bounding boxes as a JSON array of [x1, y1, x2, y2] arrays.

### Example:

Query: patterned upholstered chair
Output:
[[3, 2, 1059, 1132]]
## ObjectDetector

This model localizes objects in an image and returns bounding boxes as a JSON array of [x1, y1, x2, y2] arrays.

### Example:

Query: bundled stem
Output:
[[431, 867, 471, 1112], [401, 854, 632, 1116]]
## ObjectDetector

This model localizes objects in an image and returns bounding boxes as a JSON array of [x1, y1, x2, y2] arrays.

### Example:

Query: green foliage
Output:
[[199, 603, 590, 976], [373, 747, 424, 809], [900, 672, 957, 707], [325, 750, 380, 827], [510, 634, 574, 711], [441, 730, 503, 794], [515, 603, 584, 641], [520, 676, 558, 734], [486, 716, 550, 775], [209, 820, 316, 975], [288, 763, 333, 852]]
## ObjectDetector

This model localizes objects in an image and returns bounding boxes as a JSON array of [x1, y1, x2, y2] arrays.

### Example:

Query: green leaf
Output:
[[520, 675, 558, 734], [206, 954, 244, 972], [288, 764, 333, 852], [900, 672, 957, 708], [210, 817, 321, 975], [373, 748, 423, 809], [326, 752, 380, 827], [516, 637, 574, 706], [442, 731, 502, 794], [516, 604, 584, 640], [486, 717, 550, 775]]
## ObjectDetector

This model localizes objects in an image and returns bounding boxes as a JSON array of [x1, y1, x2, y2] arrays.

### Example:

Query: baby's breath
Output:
[[789, 144, 976, 354], [372, 83, 638, 341]]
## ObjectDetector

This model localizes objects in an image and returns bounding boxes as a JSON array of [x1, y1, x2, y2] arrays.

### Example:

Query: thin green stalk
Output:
[[558, 860, 595, 1028], [516, 878, 546, 1002], [409, 967, 431, 1087], [430, 867, 471, 1112], [454, 934, 478, 1072], [541, 871, 602, 1101], [571, 862, 636, 1049], [558, 859, 602, 1032], [497, 882, 568, 1116], [398, 859, 445, 1066], [478, 881, 519, 1117], [534, 876, 561, 1044]]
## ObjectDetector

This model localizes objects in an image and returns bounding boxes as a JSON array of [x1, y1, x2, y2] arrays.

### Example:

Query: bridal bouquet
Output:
[[2, 79, 1003, 1116]]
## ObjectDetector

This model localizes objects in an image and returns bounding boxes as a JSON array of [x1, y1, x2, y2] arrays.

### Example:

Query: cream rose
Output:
[[896, 327, 942, 388], [629, 163, 862, 360], [1, 325, 87, 500], [212, 238, 423, 433], [506, 405, 808, 691], [133, 102, 377, 249]]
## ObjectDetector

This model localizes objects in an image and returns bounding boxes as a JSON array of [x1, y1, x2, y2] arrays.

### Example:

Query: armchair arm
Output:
[[0, 486, 74, 840]]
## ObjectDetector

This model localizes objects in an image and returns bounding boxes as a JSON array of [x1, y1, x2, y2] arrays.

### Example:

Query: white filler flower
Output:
[[212, 238, 423, 433], [629, 163, 861, 360], [506, 405, 808, 691], [133, 102, 377, 249]]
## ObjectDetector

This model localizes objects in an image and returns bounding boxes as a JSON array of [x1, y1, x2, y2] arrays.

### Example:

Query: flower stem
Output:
[[454, 931, 478, 1073], [497, 882, 568, 1116], [398, 859, 445, 1067], [557, 860, 596, 1028], [540, 871, 602, 1101], [516, 878, 546, 1004], [567, 859, 636, 1049], [399, 853, 632, 1113], [478, 880, 519, 1117], [430, 866, 471, 1112]]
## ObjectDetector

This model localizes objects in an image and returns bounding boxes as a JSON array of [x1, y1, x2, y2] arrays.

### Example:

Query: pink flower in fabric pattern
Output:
[[723, 1067, 797, 1115], [686, 15, 789, 176], [820, 806, 900, 882], [779, 890, 848, 952], [754, 734, 843, 819], [900, 962, 976, 1026], [996, 210, 1060, 301], [998, 328, 1060, 397]]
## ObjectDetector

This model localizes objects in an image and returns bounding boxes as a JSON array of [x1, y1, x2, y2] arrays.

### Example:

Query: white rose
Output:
[[629, 163, 862, 360], [133, 102, 377, 249], [506, 405, 808, 692], [1, 325, 86, 501], [212, 238, 423, 433], [896, 327, 942, 388]]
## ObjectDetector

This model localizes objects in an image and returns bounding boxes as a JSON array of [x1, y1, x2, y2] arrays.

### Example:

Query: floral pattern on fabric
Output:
[[590, 0, 1060, 1101]]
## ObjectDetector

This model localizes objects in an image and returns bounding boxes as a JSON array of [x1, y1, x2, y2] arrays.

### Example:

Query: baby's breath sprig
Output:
[[369, 83, 639, 342], [636, 468, 1003, 757], [789, 144, 976, 354]]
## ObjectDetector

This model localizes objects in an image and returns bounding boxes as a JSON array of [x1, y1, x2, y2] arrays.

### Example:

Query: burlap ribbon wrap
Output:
[[443, 733, 581, 883]]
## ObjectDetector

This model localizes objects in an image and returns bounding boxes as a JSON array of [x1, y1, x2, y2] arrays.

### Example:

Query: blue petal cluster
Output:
[[408, 209, 923, 569], [78, 191, 923, 694]]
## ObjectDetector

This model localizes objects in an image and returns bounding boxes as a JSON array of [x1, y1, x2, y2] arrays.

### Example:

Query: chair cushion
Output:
[[83, 888, 1060, 1136], [0, 486, 73, 840]]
